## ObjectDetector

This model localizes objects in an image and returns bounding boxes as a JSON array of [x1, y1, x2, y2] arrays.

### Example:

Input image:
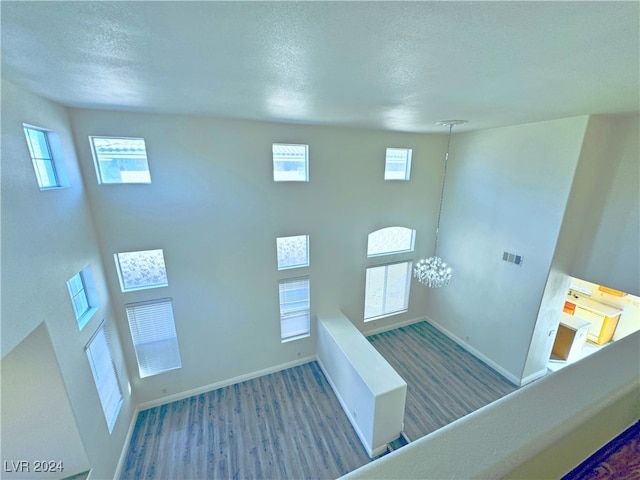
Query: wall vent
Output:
[[502, 251, 524, 266]]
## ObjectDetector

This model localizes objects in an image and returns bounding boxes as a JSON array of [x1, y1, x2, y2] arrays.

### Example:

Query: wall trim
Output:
[[361, 315, 427, 337], [425, 316, 523, 386]]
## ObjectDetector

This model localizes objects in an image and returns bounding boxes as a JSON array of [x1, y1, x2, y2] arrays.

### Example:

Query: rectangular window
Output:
[[364, 261, 412, 321], [384, 148, 412, 181], [86, 323, 123, 434], [23, 125, 61, 189], [125, 298, 182, 378], [279, 277, 310, 342], [273, 143, 309, 182], [67, 266, 99, 330], [115, 249, 168, 292], [276, 235, 310, 270], [90, 136, 151, 184]]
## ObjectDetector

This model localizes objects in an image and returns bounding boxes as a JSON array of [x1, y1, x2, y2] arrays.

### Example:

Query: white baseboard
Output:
[[425, 316, 523, 386], [114, 355, 316, 478], [362, 315, 427, 337], [136, 355, 317, 411], [520, 368, 548, 386]]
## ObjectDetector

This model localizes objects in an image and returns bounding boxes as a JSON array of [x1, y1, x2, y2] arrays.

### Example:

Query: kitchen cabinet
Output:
[[564, 296, 622, 345], [551, 313, 591, 361]]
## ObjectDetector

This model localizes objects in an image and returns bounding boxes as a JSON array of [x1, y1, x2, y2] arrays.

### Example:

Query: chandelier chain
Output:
[[434, 123, 453, 256]]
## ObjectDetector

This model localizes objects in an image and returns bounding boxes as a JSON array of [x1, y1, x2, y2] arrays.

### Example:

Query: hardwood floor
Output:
[[121, 361, 371, 480], [367, 321, 518, 441], [121, 321, 518, 479]]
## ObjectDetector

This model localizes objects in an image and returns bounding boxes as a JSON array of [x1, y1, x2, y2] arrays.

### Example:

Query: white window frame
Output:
[[67, 266, 99, 331], [125, 298, 182, 378], [114, 249, 168, 292], [23, 124, 69, 190], [364, 261, 412, 322], [367, 226, 416, 257], [273, 143, 309, 182], [384, 147, 412, 181], [276, 235, 310, 270], [89, 136, 151, 184], [279, 277, 310, 342], [85, 322, 123, 434]]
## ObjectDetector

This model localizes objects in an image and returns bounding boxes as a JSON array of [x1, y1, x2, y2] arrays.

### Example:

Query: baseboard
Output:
[[316, 356, 374, 458], [362, 315, 427, 337], [136, 355, 317, 411], [520, 368, 547, 387], [113, 405, 141, 480], [425, 316, 522, 386]]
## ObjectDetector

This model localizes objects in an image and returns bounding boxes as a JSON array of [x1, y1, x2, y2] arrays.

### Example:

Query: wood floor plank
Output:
[[121, 323, 518, 479], [367, 321, 518, 441]]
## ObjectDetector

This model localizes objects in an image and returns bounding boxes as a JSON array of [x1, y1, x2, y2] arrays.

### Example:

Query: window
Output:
[[125, 298, 182, 378], [90, 136, 151, 184], [67, 266, 99, 330], [23, 125, 61, 189], [273, 143, 309, 182], [364, 261, 412, 321], [367, 226, 415, 257], [276, 235, 310, 270], [86, 323, 123, 433], [279, 277, 310, 342], [115, 249, 168, 292], [384, 148, 412, 181]]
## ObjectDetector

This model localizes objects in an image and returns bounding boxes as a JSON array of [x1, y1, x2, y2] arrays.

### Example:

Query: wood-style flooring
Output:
[[121, 321, 518, 479], [121, 361, 370, 480], [367, 321, 518, 441]]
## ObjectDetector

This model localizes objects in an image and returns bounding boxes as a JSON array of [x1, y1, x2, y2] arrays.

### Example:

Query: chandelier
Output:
[[414, 120, 467, 288]]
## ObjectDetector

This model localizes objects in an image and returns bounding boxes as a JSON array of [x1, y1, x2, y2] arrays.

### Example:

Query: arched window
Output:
[[367, 226, 415, 257]]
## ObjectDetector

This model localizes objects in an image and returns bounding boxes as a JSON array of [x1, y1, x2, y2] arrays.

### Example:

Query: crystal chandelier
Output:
[[414, 120, 467, 288]]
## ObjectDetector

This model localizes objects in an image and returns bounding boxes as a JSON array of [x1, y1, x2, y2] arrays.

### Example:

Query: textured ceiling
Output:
[[1, 1, 638, 132]]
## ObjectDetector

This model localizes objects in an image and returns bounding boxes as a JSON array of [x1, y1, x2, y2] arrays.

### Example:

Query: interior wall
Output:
[[521, 114, 640, 380], [1, 324, 90, 479], [1, 79, 134, 479], [567, 115, 640, 296], [423, 116, 589, 383], [67, 108, 447, 405]]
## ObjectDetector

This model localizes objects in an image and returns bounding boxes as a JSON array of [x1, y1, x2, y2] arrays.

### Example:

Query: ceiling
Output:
[[2, 1, 638, 133]]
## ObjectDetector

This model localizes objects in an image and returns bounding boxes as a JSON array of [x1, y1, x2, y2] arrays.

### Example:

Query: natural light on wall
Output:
[[90, 136, 151, 184]]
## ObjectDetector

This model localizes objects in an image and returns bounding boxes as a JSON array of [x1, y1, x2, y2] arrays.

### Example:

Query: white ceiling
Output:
[[2, 1, 638, 133]]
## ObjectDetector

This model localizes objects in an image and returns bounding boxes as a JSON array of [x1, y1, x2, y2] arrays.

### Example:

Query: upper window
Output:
[[367, 226, 415, 257], [67, 266, 99, 331], [273, 143, 309, 182], [384, 148, 412, 181], [23, 125, 61, 189], [114, 249, 168, 292], [279, 277, 310, 342], [276, 235, 310, 270], [125, 298, 182, 378], [90, 136, 151, 184], [364, 261, 412, 321], [86, 323, 123, 433]]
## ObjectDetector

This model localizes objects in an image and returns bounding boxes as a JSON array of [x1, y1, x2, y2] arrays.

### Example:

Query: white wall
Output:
[[423, 117, 589, 383], [67, 108, 447, 405], [1, 79, 134, 479], [567, 115, 640, 296], [1, 324, 90, 479], [520, 115, 640, 379]]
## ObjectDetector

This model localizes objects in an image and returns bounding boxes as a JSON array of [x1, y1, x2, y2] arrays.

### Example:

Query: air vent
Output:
[[502, 251, 524, 266]]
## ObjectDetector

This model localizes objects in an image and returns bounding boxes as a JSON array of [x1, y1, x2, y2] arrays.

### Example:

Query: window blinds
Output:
[[85, 323, 123, 433], [279, 278, 310, 341], [125, 298, 182, 378]]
